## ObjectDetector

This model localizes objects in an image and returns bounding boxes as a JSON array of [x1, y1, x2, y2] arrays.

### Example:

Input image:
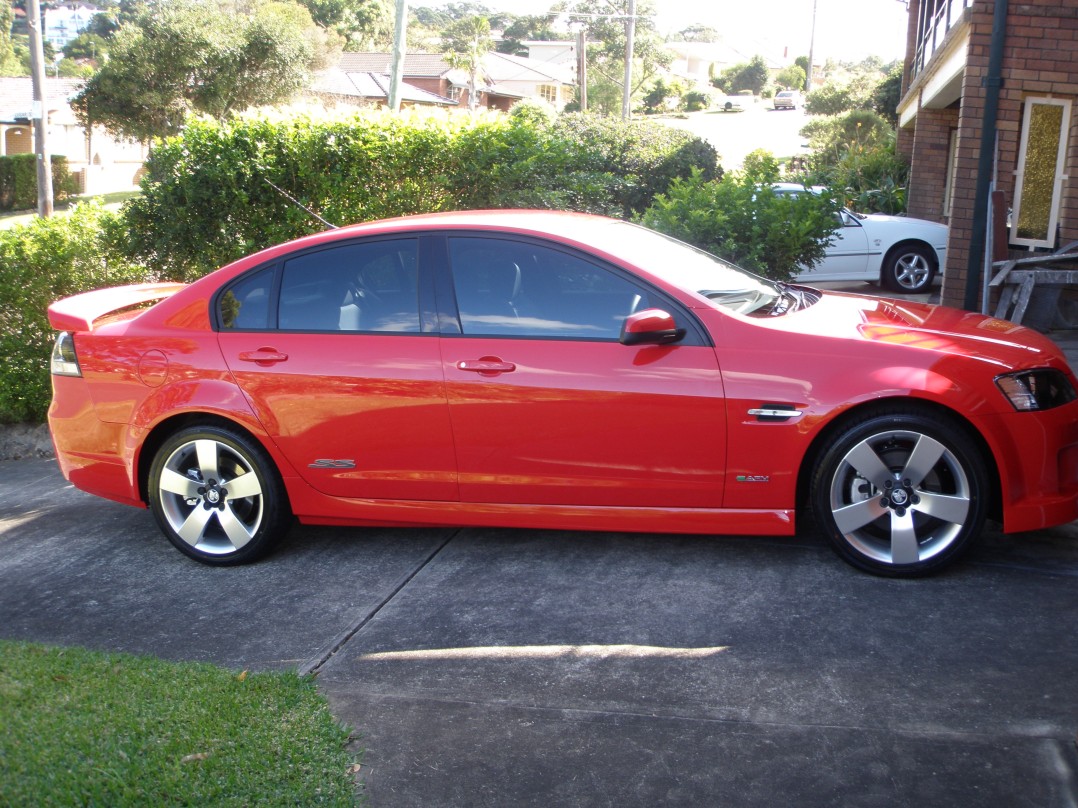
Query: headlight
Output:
[[995, 369, 1076, 411], [50, 332, 81, 377]]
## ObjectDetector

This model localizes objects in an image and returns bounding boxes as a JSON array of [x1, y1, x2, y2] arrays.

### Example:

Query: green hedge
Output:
[[0, 205, 148, 423], [121, 111, 719, 280], [0, 154, 80, 211]]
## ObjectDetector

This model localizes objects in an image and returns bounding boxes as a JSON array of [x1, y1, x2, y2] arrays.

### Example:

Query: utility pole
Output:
[[388, 0, 408, 112], [576, 27, 587, 112], [621, 0, 635, 120], [26, 0, 53, 217], [806, 0, 818, 94]]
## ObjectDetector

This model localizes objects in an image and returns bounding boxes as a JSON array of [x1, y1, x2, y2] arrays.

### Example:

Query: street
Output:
[[655, 102, 812, 170]]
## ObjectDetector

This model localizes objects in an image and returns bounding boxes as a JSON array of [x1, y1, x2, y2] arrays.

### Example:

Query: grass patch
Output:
[[0, 641, 360, 806], [0, 191, 141, 230]]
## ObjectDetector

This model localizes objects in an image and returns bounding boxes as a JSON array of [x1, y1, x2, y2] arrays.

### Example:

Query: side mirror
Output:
[[619, 308, 685, 346]]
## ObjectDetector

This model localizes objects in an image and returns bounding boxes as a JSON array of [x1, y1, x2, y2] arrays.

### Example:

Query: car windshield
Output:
[[586, 220, 817, 316]]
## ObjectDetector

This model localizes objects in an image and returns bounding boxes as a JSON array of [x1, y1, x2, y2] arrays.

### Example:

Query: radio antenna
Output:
[[261, 177, 339, 230]]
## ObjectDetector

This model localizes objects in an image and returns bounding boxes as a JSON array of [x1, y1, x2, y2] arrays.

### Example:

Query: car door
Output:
[[216, 236, 458, 502], [438, 234, 727, 509], [799, 210, 872, 281]]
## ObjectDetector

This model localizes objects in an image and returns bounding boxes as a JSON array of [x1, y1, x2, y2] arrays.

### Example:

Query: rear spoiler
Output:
[[48, 282, 188, 332]]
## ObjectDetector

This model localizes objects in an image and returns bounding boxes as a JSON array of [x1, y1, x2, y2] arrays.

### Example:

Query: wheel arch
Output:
[[878, 238, 939, 282], [136, 412, 284, 506], [795, 396, 1002, 525]]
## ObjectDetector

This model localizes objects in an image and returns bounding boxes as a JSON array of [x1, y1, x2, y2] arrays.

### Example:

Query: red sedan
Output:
[[47, 211, 1078, 576]]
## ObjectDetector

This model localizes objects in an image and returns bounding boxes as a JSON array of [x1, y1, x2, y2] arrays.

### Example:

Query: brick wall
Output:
[[905, 0, 1078, 309]]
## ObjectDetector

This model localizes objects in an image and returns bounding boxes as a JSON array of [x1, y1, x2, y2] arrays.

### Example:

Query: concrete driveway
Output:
[[2, 457, 1077, 806]]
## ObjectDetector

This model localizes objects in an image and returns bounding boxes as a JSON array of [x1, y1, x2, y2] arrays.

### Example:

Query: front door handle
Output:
[[238, 348, 289, 365], [456, 357, 517, 376]]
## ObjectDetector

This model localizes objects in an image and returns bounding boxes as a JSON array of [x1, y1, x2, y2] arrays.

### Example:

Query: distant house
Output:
[[44, 3, 100, 51], [898, 0, 1078, 310], [0, 77, 147, 196], [666, 41, 786, 89], [310, 69, 457, 109], [337, 51, 575, 112]]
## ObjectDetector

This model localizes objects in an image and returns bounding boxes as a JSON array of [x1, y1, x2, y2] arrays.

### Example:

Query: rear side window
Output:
[[219, 268, 273, 330], [279, 240, 420, 332]]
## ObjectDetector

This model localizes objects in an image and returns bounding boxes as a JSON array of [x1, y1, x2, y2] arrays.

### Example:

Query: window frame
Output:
[[1010, 96, 1072, 249]]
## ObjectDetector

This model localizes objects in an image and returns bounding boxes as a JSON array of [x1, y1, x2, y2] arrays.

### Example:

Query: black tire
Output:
[[881, 243, 936, 294], [811, 407, 988, 577], [148, 425, 290, 565]]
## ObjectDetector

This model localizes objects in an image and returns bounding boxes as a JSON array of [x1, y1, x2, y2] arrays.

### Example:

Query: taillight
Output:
[[50, 332, 82, 377]]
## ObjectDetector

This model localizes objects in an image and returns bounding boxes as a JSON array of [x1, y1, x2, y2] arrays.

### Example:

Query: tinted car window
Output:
[[279, 239, 420, 332], [219, 267, 273, 330], [448, 237, 653, 339]]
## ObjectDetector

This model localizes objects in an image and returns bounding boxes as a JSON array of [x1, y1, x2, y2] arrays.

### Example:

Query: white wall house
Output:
[[43, 4, 101, 51], [0, 78, 147, 197]]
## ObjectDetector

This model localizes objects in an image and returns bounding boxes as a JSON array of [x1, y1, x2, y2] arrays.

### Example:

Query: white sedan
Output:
[[775, 183, 948, 294]]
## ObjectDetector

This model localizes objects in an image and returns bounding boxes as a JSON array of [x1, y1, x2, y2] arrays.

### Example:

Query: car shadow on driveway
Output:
[[3, 458, 1078, 806]]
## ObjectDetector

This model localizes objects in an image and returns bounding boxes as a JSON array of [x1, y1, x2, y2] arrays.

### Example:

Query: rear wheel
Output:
[[811, 408, 987, 577], [881, 243, 936, 293], [148, 425, 290, 565]]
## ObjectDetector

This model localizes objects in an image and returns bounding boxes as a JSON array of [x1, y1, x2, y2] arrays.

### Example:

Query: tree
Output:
[[295, 0, 391, 46], [712, 55, 769, 96], [63, 32, 110, 64], [775, 65, 805, 91], [0, 0, 20, 75], [497, 13, 567, 56], [72, 0, 334, 142], [569, 0, 671, 116], [670, 24, 719, 43], [442, 15, 492, 112], [872, 65, 903, 127]]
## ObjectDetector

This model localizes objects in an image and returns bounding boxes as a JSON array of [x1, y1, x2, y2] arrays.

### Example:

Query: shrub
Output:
[[683, 90, 711, 111], [120, 111, 719, 280], [798, 111, 909, 214], [0, 204, 148, 423], [639, 155, 841, 282], [0, 155, 79, 211]]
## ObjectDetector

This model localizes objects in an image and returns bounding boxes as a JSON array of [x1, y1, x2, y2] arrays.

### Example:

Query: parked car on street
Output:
[[773, 183, 948, 294], [773, 90, 802, 110], [47, 211, 1078, 577]]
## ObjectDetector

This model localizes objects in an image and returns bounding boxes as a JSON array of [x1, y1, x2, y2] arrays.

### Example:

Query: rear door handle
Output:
[[456, 358, 516, 376], [238, 348, 289, 365]]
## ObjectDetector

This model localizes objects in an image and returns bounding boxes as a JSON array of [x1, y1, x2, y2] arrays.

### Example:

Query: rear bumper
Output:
[[48, 376, 143, 508]]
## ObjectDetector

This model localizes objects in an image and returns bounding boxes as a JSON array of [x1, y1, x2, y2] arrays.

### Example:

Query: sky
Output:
[[481, 0, 911, 63]]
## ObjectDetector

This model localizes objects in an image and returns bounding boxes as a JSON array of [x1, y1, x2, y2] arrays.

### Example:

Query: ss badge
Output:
[[309, 459, 356, 469]]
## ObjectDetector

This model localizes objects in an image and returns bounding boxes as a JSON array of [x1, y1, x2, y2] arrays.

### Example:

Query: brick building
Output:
[[897, 0, 1078, 311]]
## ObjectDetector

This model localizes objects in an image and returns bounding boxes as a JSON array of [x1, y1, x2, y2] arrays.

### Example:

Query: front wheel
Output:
[[811, 409, 988, 577], [148, 425, 291, 565], [881, 243, 936, 294]]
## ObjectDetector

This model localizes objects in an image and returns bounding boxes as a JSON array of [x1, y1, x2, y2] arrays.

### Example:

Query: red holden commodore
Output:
[[47, 210, 1078, 576]]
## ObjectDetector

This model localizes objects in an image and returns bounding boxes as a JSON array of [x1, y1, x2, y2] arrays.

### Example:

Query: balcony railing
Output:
[[911, 0, 972, 79]]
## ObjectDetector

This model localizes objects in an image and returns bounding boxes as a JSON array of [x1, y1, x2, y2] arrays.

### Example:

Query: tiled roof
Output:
[[312, 69, 456, 106], [0, 77, 85, 122], [483, 51, 573, 84]]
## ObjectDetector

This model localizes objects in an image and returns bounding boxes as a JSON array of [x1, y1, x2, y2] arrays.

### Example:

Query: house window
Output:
[[447, 86, 463, 102], [537, 84, 558, 104], [1011, 97, 1071, 248]]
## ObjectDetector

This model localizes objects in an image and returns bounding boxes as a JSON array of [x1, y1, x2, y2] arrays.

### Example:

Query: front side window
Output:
[[278, 239, 420, 332], [447, 237, 654, 340], [1011, 97, 1071, 248]]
